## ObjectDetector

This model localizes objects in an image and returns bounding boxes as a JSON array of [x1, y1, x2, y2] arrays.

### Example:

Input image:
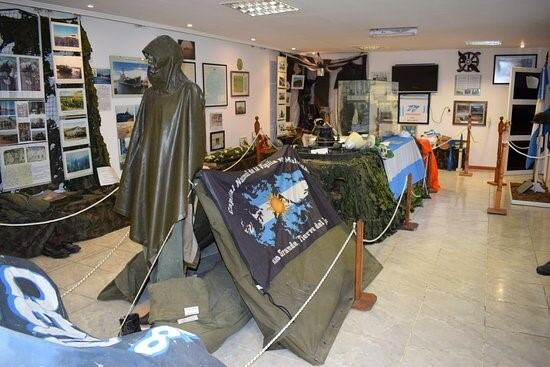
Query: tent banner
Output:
[[198, 146, 342, 289], [0, 255, 223, 367]]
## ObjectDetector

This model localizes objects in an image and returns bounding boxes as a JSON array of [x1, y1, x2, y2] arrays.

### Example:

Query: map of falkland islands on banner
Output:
[[198, 146, 342, 289]]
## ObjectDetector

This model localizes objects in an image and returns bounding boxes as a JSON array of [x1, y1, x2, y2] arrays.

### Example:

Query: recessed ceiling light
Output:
[[355, 45, 382, 51], [222, 1, 299, 17], [87, 4, 94, 8], [291, 47, 296, 51], [520, 40, 525, 48], [369, 27, 417, 37], [251, 37, 256, 41], [186, 23, 193, 28], [465, 40, 502, 46]]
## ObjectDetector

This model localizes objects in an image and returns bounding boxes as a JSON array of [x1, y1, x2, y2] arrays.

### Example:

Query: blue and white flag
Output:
[[526, 57, 549, 169]]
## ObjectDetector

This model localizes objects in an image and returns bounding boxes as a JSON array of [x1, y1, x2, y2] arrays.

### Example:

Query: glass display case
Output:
[[337, 80, 399, 137]]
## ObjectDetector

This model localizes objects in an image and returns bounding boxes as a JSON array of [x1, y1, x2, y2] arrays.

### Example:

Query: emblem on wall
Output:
[[457, 51, 481, 72]]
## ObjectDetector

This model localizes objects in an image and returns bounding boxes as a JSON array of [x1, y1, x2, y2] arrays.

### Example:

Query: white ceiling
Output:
[[30, 0, 550, 53]]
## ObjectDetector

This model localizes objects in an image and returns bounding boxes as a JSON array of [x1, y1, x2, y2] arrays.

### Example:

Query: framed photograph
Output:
[[277, 56, 287, 73], [291, 75, 305, 89], [178, 40, 196, 60], [0, 55, 44, 100], [230, 71, 249, 97], [398, 93, 430, 124], [455, 74, 481, 96], [93, 68, 111, 85], [50, 21, 81, 52], [453, 100, 488, 126], [493, 54, 538, 84], [277, 90, 286, 105], [210, 112, 223, 130], [277, 105, 287, 121], [57, 87, 86, 117], [278, 75, 287, 89], [210, 130, 225, 151], [53, 55, 84, 84], [0, 142, 51, 191], [60, 117, 90, 147], [63, 147, 93, 180], [181, 61, 196, 83], [235, 100, 246, 115], [202, 63, 228, 107], [110, 56, 149, 97], [115, 104, 138, 169]]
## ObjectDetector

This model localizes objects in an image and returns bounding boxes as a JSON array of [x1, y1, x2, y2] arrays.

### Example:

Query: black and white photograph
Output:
[[63, 147, 93, 179], [210, 130, 225, 151], [110, 56, 150, 97], [30, 116, 45, 129], [453, 100, 488, 126], [277, 105, 286, 121], [28, 101, 44, 115], [53, 55, 84, 84], [235, 100, 246, 115], [493, 54, 538, 84], [178, 40, 196, 60], [61, 118, 90, 147], [0, 116, 16, 131], [19, 57, 42, 92], [291, 75, 305, 89], [26, 145, 47, 162], [277, 90, 286, 105], [18, 122, 31, 142], [50, 21, 81, 52], [57, 88, 86, 116], [278, 75, 287, 89], [0, 55, 18, 93], [16, 101, 29, 119], [277, 56, 287, 73], [3, 146, 25, 165], [31, 129, 47, 142]]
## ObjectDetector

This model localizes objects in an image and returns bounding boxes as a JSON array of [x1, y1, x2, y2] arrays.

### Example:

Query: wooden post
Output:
[[401, 174, 419, 231], [487, 140, 508, 216], [352, 220, 377, 311], [459, 115, 473, 177], [488, 117, 507, 186]]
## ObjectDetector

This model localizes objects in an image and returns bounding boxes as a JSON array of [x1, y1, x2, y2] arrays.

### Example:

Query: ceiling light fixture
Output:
[[87, 4, 94, 8], [355, 45, 382, 51], [369, 27, 417, 38], [222, 1, 299, 17], [465, 40, 502, 46], [291, 47, 296, 51], [251, 37, 256, 41], [186, 23, 193, 28], [520, 40, 525, 48]]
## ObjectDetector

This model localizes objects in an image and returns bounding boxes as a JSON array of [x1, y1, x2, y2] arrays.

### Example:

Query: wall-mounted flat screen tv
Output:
[[392, 64, 439, 92]]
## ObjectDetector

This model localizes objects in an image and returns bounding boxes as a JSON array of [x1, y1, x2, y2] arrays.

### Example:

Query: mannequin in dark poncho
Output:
[[114, 35, 206, 282]]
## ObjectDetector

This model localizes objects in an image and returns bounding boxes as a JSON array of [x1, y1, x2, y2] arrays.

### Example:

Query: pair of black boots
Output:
[[536, 261, 550, 276], [42, 243, 81, 258]]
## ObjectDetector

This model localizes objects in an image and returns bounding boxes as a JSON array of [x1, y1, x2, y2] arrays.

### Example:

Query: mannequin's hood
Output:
[[143, 35, 185, 93]]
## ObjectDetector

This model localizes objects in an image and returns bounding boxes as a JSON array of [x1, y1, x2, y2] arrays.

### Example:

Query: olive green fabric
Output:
[[148, 262, 252, 352], [114, 35, 206, 260], [195, 182, 382, 365]]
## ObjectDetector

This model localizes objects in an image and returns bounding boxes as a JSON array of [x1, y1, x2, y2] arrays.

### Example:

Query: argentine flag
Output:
[[526, 56, 549, 169]]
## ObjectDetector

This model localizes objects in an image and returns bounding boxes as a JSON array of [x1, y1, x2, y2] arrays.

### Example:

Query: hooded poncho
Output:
[[114, 35, 206, 258]]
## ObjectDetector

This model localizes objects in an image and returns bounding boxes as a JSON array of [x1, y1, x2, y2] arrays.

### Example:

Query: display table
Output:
[[381, 136, 426, 198]]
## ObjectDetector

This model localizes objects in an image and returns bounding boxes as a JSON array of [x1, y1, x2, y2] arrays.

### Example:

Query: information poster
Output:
[[0, 142, 51, 191]]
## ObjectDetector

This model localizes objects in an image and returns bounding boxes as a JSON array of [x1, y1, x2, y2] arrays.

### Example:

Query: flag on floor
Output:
[[526, 54, 549, 169]]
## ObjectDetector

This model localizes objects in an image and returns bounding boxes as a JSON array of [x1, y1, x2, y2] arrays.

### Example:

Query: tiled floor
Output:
[[33, 170, 550, 366]]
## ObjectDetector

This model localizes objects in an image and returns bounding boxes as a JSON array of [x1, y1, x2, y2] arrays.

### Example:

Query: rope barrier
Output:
[[507, 141, 550, 159], [0, 187, 120, 227], [507, 141, 530, 150], [362, 179, 407, 243], [243, 225, 356, 367], [61, 230, 129, 298]]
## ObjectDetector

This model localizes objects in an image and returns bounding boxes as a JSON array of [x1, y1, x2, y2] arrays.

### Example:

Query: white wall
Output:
[[80, 17, 276, 174], [369, 48, 548, 167]]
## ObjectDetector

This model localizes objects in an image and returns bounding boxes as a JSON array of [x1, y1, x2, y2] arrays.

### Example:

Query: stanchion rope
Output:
[[507, 141, 550, 159]]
